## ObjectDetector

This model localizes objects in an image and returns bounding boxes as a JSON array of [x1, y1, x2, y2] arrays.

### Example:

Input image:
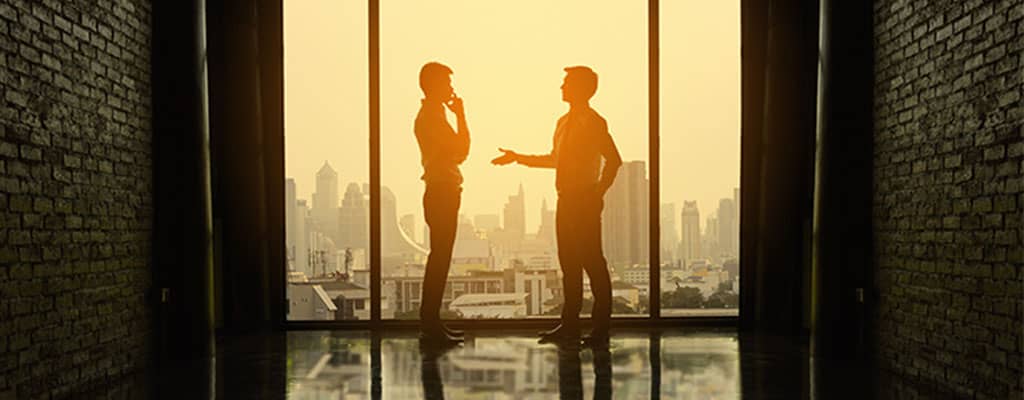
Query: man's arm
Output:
[[596, 125, 622, 194], [448, 96, 470, 162], [515, 150, 556, 168], [491, 144, 556, 169]]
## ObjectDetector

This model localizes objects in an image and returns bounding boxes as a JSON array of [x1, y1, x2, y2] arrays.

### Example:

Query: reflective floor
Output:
[[286, 331, 738, 399], [87, 328, 943, 399]]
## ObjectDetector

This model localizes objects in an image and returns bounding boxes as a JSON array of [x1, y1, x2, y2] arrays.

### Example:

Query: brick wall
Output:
[[873, 0, 1023, 398], [0, 0, 152, 398]]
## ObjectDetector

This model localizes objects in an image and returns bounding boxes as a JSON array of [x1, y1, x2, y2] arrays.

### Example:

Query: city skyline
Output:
[[287, 164, 738, 236], [283, 0, 740, 234]]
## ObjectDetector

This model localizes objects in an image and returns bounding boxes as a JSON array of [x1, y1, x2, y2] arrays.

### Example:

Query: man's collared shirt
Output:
[[414, 100, 469, 185], [519, 106, 622, 193]]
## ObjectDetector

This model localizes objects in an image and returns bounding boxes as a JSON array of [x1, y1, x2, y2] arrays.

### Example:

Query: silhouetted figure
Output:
[[556, 342, 613, 400], [492, 66, 622, 345], [419, 340, 451, 399], [416, 62, 469, 344], [557, 344, 584, 400]]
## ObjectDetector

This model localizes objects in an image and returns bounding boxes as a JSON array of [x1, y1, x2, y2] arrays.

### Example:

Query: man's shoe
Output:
[[581, 330, 610, 349], [442, 323, 464, 338], [420, 326, 464, 346], [538, 324, 580, 343]]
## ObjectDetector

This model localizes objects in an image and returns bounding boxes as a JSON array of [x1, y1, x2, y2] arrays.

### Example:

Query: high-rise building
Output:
[[381, 186, 427, 260], [733, 187, 740, 255], [338, 182, 369, 252], [704, 215, 718, 262], [399, 214, 416, 243], [537, 199, 556, 247], [312, 161, 339, 242], [717, 198, 736, 258], [660, 203, 679, 263], [679, 201, 701, 266], [295, 199, 311, 276], [286, 178, 298, 270], [602, 161, 649, 266], [503, 184, 526, 239]]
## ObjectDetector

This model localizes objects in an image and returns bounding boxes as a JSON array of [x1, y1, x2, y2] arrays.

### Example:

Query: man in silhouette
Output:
[[416, 62, 469, 344], [492, 66, 622, 345]]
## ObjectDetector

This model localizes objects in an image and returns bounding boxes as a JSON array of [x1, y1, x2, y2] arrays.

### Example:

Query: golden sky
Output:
[[284, 0, 739, 236]]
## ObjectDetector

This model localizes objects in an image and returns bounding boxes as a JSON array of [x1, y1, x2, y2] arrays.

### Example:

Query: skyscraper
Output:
[[381, 186, 427, 259], [733, 186, 740, 255], [338, 182, 369, 252], [717, 198, 736, 258], [295, 199, 311, 276], [704, 214, 718, 261], [660, 203, 679, 263], [537, 199, 556, 247], [602, 161, 649, 266], [312, 161, 339, 242], [286, 178, 297, 270], [399, 214, 417, 243], [680, 201, 701, 267], [503, 184, 526, 239]]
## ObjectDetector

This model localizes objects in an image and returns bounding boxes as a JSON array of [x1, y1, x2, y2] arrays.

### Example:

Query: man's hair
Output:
[[419, 62, 453, 94], [564, 66, 598, 100]]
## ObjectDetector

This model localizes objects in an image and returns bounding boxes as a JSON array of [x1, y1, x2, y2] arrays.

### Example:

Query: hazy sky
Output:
[[284, 1, 739, 236]]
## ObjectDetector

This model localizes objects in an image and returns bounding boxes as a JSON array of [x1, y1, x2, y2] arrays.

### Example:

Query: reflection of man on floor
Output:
[[415, 62, 469, 344], [492, 66, 622, 345]]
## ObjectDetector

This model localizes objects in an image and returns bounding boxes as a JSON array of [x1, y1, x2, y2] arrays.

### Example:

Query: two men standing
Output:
[[415, 63, 621, 346]]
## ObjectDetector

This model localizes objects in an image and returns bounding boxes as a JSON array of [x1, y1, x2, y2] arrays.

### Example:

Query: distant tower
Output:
[[295, 199, 311, 275], [660, 203, 678, 263], [704, 214, 719, 261], [733, 187, 740, 255], [312, 161, 340, 242], [399, 214, 417, 243], [503, 184, 526, 239], [381, 186, 427, 259], [338, 182, 368, 252], [537, 199, 556, 246], [717, 198, 736, 258], [602, 161, 649, 265], [285, 179, 297, 270], [679, 201, 701, 267]]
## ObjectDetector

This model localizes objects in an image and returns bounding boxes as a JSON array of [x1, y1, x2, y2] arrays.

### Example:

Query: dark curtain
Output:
[[739, 0, 820, 335], [206, 0, 285, 332]]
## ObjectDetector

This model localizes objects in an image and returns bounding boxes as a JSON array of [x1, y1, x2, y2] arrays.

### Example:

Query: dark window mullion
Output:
[[369, 0, 381, 326], [648, 0, 661, 320]]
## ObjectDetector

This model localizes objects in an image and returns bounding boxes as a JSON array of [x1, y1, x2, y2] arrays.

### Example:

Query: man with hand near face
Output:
[[415, 62, 470, 345]]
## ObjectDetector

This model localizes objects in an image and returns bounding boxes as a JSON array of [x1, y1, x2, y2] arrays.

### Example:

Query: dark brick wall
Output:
[[0, 0, 152, 398], [873, 0, 1023, 398]]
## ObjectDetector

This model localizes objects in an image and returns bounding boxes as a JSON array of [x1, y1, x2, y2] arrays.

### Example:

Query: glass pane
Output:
[[284, 0, 370, 320], [381, 0, 649, 319], [659, 1, 741, 317]]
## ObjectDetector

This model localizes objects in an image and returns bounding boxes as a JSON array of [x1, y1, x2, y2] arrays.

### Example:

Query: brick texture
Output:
[[874, 0, 1023, 398], [0, 0, 152, 398]]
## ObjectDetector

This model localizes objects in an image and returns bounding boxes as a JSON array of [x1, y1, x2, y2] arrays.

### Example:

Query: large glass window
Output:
[[659, 1, 741, 317], [284, 0, 370, 321], [282, 0, 740, 322]]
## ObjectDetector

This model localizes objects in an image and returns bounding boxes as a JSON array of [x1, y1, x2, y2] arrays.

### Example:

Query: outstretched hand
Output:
[[491, 148, 518, 165]]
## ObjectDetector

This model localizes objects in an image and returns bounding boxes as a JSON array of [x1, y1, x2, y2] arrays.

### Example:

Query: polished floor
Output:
[[87, 328, 953, 399]]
